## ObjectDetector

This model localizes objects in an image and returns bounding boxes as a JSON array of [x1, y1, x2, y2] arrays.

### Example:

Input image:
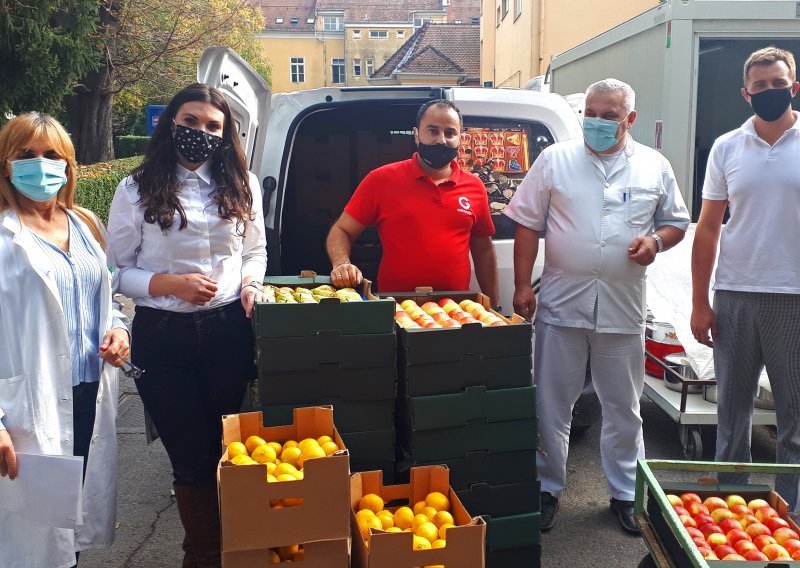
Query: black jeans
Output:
[[73, 380, 99, 479], [132, 301, 255, 486]]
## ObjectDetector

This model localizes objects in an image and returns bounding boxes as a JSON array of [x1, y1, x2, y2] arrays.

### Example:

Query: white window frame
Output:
[[353, 29, 361, 39], [290, 57, 305, 83], [331, 58, 345, 84], [397, 30, 405, 39], [276, 17, 283, 24], [369, 30, 388, 39], [323, 16, 343, 31], [353, 58, 362, 77], [365, 58, 374, 76]]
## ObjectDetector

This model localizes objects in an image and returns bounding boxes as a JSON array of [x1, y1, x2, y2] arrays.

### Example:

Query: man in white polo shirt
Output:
[[691, 46, 800, 508], [506, 78, 690, 535]]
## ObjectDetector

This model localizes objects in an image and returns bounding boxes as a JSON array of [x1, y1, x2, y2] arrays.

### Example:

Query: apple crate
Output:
[[253, 273, 396, 338], [637, 459, 800, 567], [395, 448, 538, 492]]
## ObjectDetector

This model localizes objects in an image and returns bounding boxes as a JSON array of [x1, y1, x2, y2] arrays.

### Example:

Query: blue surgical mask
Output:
[[10, 157, 68, 202], [583, 117, 623, 152]]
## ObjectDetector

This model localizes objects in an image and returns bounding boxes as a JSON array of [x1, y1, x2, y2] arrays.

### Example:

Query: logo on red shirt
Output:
[[457, 196, 472, 215]]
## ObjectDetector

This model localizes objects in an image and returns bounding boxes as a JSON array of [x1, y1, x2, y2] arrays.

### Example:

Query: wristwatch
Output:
[[650, 233, 664, 253], [244, 280, 263, 291]]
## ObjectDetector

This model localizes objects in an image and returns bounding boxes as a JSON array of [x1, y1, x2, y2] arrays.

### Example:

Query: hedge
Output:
[[114, 135, 150, 159], [76, 156, 142, 224]]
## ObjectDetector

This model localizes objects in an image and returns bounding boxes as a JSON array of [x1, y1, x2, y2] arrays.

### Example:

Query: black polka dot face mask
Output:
[[173, 124, 224, 164]]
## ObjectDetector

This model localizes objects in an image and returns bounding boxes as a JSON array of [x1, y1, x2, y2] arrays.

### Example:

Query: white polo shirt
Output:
[[506, 138, 690, 334], [703, 113, 800, 294]]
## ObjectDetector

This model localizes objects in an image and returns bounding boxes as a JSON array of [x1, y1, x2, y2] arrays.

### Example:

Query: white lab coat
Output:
[[0, 209, 122, 568]]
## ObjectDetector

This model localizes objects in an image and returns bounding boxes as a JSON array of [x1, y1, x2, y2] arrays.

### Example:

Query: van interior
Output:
[[277, 102, 554, 289], [694, 38, 800, 219]]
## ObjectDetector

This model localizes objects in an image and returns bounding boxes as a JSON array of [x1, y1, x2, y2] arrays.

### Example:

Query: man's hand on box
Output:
[[331, 262, 363, 288]]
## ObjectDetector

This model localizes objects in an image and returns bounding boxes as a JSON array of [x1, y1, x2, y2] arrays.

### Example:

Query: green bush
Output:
[[76, 156, 142, 224], [114, 135, 150, 159]]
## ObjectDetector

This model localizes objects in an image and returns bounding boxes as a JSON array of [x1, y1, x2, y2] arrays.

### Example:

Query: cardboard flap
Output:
[[299, 270, 318, 278]]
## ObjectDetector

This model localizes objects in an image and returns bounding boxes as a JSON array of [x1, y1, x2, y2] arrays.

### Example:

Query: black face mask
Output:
[[417, 141, 459, 170], [747, 87, 794, 122], [173, 124, 224, 163]]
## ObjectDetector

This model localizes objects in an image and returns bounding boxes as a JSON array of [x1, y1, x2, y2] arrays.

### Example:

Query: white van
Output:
[[197, 47, 582, 313]]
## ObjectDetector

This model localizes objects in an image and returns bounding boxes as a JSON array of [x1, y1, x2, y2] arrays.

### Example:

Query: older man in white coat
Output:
[[507, 79, 690, 535]]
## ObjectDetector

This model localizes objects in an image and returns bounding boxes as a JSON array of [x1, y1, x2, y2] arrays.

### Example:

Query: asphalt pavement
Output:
[[79, 297, 779, 568]]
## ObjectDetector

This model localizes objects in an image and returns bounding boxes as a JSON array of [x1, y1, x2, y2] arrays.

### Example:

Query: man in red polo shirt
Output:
[[327, 99, 499, 304]]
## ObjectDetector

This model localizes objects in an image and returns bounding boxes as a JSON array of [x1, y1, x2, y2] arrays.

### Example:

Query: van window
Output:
[[460, 119, 554, 240]]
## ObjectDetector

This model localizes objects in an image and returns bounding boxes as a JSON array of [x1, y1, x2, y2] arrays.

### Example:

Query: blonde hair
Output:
[[744, 46, 797, 86], [0, 112, 104, 246]]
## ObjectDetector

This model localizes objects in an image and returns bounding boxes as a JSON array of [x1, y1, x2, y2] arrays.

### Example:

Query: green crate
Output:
[[256, 331, 396, 374], [457, 480, 541, 518], [485, 545, 541, 568], [350, 459, 394, 482], [484, 511, 542, 550], [400, 354, 532, 397], [259, 365, 396, 405], [261, 399, 394, 432], [340, 428, 395, 464], [253, 275, 395, 338], [395, 449, 538, 491], [400, 385, 536, 431], [399, 417, 538, 463]]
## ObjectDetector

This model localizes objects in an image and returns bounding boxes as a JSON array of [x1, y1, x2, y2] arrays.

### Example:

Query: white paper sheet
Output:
[[0, 452, 83, 529]]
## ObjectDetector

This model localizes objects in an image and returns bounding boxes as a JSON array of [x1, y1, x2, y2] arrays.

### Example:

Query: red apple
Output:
[[693, 537, 710, 549], [726, 528, 752, 546], [772, 527, 800, 545], [744, 549, 769, 561], [686, 526, 705, 540], [726, 494, 748, 509], [710, 508, 734, 523], [721, 553, 746, 560], [719, 518, 743, 533], [782, 538, 800, 555], [687, 502, 710, 517], [700, 523, 724, 539], [793, 549, 800, 560], [745, 523, 772, 538], [755, 505, 779, 523], [704, 496, 729, 512], [702, 550, 719, 560], [733, 540, 757, 555], [681, 492, 702, 505], [764, 516, 790, 533], [753, 534, 778, 550], [693, 514, 716, 528], [666, 494, 683, 507], [696, 545, 713, 556], [729, 504, 751, 518], [706, 532, 728, 547], [713, 544, 736, 558], [762, 543, 790, 560], [748, 498, 769, 511], [740, 514, 760, 528], [673, 505, 689, 517], [679, 515, 697, 528]]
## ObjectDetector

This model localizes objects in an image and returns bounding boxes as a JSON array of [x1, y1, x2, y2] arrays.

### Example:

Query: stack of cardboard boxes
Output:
[[254, 275, 398, 478], [391, 290, 543, 566]]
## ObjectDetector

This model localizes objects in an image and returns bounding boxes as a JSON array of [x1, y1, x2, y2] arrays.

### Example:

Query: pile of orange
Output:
[[226, 434, 340, 484], [267, 544, 303, 563], [355, 490, 457, 559]]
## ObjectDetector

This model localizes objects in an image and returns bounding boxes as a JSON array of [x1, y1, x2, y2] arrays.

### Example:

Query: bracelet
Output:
[[243, 281, 263, 292], [334, 259, 351, 269]]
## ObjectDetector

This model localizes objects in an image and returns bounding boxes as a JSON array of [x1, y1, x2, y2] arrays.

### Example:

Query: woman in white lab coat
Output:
[[0, 113, 130, 568]]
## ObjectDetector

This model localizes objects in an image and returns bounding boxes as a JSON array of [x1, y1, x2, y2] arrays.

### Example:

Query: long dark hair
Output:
[[132, 83, 253, 233]]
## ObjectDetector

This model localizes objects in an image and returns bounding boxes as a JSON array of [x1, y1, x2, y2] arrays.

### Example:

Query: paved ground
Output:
[[79, 296, 779, 567]]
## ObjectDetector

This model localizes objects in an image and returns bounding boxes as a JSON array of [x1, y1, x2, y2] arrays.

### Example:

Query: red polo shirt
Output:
[[345, 154, 494, 292]]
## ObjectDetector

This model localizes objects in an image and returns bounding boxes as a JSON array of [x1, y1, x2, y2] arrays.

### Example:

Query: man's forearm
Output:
[[691, 225, 720, 306], [472, 242, 499, 306], [654, 225, 685, 252], [513, 225, 540, 289], [326, 225, 354, 267]]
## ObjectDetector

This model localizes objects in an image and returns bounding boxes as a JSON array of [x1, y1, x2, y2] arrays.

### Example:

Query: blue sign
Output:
[[146, 105, 167, 136]]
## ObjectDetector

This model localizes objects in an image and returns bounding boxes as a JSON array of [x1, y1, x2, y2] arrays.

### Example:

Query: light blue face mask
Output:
[[583, 117, 624, 152], [9, 157, 68, 202]]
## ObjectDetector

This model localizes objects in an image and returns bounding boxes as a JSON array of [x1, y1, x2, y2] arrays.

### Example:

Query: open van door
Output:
[[197, 46, 271, 172]]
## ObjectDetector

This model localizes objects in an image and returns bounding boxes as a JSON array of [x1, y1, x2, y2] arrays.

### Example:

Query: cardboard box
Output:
[[262, 398, 394, 432], [647, 482, 800, 568], [256, 331, 396, 373], [253, 274, 395, 338], [399, 385, 536, 432], [259, 364, 396, 406], [218, 407, 350, 563], [395, 449, 538, 491], [486, 544, 542, 568], [457, 480, 541, 517], [484, 511, 542, 551], [222, 538, 349, 567], [399, 416, 538, 463], [350, 466, 486, 568], [400, 354, 533, 397]]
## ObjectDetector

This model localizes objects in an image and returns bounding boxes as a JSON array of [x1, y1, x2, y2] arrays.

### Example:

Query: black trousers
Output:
[[132, 301, 255, 486], [73, 380, 99, 479]]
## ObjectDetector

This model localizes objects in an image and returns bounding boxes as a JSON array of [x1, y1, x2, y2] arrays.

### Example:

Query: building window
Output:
[[290, 57, 305, 83], [369, 30, 388, 39], [353, 58, 362, 77], [290, 17, 299, 25], [365, 58, 374, 76], [514, 0, 522, 18], [331, 58, 345, 83], [502, 0, 509, 18], [276, 17, 283, 24], [454, 19, 462, 24], [471, 16, 480, 25], [353, 29, 361, 39], [323, 16, 343, 31], [307, 18, 315, 24], [397, 30, 405, 38]]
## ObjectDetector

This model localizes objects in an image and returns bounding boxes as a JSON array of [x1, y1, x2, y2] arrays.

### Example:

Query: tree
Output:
[[66, 0, 268, 163], [0, 0, 98, 121]]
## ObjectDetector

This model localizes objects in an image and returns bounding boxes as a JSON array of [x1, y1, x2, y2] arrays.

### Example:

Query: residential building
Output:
[[480, 0, 660, 88]]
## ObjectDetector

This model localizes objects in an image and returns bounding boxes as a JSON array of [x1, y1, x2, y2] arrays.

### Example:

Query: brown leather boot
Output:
[[173, 483, 222, 568]]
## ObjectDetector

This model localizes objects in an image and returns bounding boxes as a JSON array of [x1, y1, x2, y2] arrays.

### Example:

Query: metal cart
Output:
[[643, 351, 776, 461], [633, 459, 800, 568]]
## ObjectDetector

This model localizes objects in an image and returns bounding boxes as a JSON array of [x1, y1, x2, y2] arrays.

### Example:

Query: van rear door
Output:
[[197, 46, 271, 171]]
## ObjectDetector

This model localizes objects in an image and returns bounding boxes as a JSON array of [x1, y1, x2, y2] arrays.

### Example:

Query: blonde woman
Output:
[[0, 113, 129, 568]]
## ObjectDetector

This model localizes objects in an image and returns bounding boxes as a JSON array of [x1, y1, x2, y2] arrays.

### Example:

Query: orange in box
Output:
[[351, 465, 486, 568], [223, 539, 349, 567], [218, 406, 351, 567]]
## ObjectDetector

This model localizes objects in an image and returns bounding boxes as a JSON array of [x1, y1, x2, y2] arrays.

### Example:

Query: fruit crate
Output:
[[340, 427, 396, 467], [484, 510, 542, 551], [636, 459, 800, 567], [253, 272, 396, 338], [262, 399, 394, 432], [485, 545, 542, 568], [399, 353, 533, 397], [395, 448, 538, 492], [223, 538, 349, 568], [457, 479, 541, 518]]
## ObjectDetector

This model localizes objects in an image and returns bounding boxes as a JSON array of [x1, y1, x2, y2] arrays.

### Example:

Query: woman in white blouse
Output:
[[107, 84, 267, 566]]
